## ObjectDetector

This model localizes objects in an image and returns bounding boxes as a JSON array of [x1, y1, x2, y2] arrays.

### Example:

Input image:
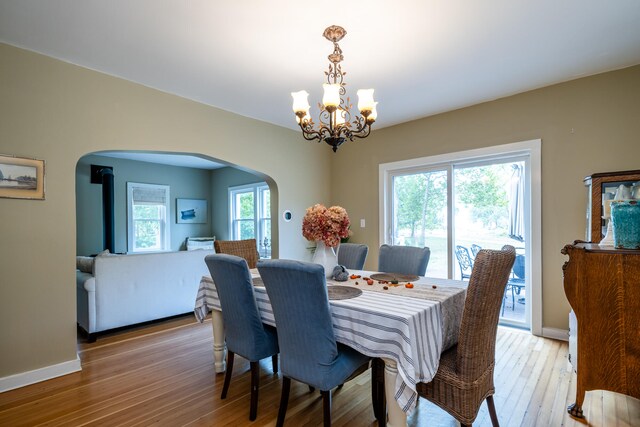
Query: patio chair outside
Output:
[[455, 245, 473, 280], [503, 254, 526, 315], [470, 244, 482, 259]]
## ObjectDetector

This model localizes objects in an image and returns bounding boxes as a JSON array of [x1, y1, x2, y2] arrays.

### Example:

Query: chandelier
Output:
[[291, 25, 377, 152]]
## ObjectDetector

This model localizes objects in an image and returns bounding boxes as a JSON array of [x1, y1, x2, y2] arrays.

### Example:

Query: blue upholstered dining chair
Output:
[[337, 243, 368, 270], [204, 254, 279, 421], [257, 259, 372, 427], [378, 244, 431, 276]]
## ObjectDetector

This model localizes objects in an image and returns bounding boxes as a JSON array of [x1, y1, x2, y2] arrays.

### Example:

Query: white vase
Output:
[[312, 240, 338, 278]]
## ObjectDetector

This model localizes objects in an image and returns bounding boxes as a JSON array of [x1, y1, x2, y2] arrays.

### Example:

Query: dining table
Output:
[[194, 269, 467, 427]]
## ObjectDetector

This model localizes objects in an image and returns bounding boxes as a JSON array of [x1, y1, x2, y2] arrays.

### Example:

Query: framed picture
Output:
[[176, 198, 208, 224], [0, 154, 45, 200]]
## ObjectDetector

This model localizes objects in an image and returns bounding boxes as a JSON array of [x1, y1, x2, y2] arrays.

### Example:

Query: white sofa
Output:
[[76, 250, 214, 339]]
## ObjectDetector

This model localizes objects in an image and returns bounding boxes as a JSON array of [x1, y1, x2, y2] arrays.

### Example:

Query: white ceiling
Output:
[[97, 151, 225, 170], [1, 0, 640, 134]]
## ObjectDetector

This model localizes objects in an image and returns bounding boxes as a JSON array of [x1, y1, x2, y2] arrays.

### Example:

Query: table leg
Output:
[[382, 357, 408, 427], [210, 309, 226, 373], [371, 358, 386, 424]]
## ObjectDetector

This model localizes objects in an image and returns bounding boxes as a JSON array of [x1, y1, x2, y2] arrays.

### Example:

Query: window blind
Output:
[[132, 186, 167, 205]]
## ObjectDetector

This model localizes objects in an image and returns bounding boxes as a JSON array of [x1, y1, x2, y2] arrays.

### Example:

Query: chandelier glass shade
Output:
[[291, 25, 377, 152]]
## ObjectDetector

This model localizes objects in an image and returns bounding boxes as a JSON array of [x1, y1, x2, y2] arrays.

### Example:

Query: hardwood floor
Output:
[[1, 315, 638, 426]]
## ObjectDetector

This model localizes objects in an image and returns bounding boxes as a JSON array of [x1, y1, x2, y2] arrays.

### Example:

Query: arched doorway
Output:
[[75, 150, 278, 257]]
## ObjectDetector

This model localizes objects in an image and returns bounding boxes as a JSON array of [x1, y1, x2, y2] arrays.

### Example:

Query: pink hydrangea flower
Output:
[[302, 204, 350, 247]]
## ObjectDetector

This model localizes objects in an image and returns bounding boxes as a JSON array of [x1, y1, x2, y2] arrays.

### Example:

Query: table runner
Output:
[[194, 270, 466, 413], [325, 274, 466, 352]]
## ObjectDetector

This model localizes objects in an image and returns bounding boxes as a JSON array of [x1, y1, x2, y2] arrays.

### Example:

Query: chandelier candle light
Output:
[[291, 25, 377, 152]]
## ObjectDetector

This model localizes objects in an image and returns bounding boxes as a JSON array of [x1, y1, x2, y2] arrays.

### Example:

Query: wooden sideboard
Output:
[[562, 242, 640, 418]]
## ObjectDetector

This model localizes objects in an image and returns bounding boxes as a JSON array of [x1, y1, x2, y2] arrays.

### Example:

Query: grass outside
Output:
[[408, 233, 524, 280]]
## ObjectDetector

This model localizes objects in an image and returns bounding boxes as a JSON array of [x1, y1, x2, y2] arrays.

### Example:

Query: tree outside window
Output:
[[229, 183, 271, 258]]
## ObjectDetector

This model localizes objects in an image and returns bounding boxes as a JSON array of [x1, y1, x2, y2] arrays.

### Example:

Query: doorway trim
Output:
[[379, 139, 542, 336]]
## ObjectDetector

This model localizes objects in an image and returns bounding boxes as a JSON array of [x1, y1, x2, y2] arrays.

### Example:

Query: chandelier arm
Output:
[[304, 122, 334, 141], [350, 124, 372, 140], [319, 124, 334, 140], [347, 117, 372, 140], [349, 116, 368, 133], [301, 131, 321, 142], [298, 123, 322, 142]]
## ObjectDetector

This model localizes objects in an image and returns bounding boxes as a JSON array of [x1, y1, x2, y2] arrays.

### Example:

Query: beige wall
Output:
[[331, 64, 640, 330], [0, 43, 330, 378], [2, 39, 639, 383]]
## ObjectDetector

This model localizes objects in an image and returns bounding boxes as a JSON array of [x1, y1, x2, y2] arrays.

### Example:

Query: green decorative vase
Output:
[[611, 200, 640, 249]]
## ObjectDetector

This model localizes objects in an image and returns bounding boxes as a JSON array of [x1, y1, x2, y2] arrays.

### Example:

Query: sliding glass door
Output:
[[453, 160, 528, 325], [387, 155, 530, 328], [391, 169, 448, 278]]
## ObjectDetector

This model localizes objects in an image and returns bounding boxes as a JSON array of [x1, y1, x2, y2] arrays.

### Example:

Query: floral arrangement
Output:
[[302, 204, 351, 248]]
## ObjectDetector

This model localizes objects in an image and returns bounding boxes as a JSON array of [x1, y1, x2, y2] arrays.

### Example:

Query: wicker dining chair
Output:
[[416, 245, 516, 427], [214, 238, 259, 269]]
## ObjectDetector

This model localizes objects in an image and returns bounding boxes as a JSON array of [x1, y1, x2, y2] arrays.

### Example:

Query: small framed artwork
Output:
[[176, 198, 208, 224], [0, 154, 45, 200]]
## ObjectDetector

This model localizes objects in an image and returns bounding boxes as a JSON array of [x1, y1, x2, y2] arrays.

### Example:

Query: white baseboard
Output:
[[0, 357, 81, 393], [542, 327, 569, 342]]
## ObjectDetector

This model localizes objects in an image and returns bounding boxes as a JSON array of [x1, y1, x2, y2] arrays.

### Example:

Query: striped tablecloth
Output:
[[194, 270, 466, 413]]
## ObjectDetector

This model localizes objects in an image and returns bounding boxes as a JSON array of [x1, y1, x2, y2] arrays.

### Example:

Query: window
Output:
[[127, 182, 170, 253], [380, 140, 542, 333], [229, 183, 271, 258], [392, 169, 448, 277]]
